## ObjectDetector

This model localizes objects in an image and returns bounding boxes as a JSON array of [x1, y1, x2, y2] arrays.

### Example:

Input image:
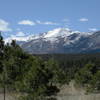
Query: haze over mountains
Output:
[[5, 28, 100, 54]]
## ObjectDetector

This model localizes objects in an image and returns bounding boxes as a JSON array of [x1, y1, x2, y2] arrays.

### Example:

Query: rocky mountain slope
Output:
[[5, 28, 100, 54]]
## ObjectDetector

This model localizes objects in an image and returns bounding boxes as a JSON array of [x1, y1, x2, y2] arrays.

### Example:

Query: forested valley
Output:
[[0, 34, 100, 100]]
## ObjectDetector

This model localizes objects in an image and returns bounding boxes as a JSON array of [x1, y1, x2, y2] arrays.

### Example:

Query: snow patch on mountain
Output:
[[5, 36, 29, 43], [44, 28, 71, 38], [4, 28, 93, 45]]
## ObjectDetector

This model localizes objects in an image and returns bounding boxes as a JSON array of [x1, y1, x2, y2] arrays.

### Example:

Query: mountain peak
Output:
[[44, 28, 73, 38]]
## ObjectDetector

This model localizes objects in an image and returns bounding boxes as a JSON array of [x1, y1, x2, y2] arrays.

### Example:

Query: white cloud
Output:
[[0, 19, 12, 32], [44, 22, 58, 25], [16, 31, 25, 36], [36, 20, 59, 25], [18, 20, 35, 26], [79, 18, 88, 22], [89, 28, 97, 32], [18, 20, 59, 26]]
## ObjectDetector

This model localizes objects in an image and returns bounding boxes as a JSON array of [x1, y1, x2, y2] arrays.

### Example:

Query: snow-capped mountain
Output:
[[5, 28, 100, 54], [5, 28, 91, 43]]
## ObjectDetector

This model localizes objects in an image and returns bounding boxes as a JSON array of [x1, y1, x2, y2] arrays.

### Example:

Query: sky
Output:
[[0, 0, 100, 38]]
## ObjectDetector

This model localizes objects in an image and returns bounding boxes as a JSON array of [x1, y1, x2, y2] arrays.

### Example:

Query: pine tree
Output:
[[0, 31, 4, 57], [0, 32, 6, 100]]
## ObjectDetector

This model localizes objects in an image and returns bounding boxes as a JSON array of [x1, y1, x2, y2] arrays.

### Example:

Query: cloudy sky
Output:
[[0, 0, 99, 38]]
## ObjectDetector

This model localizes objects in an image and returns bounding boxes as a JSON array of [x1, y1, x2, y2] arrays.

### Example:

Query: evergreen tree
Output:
[[0, 31, 4, 57], [0, 32, 6, 100]]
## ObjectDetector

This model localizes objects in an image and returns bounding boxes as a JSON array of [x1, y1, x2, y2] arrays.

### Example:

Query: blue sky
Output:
[[0, 0, 100, 38]]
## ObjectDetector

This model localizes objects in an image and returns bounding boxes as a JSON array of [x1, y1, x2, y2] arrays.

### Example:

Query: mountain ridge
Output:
[[4, 28, 100, 54]]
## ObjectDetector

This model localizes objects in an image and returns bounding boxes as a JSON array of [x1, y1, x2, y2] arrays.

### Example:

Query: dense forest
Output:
[[0, 34, 100, 100], [34, 54, 100, 92]]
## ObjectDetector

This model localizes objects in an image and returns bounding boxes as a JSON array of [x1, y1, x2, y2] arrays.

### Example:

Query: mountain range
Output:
[[5, 28, 100, 54]]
